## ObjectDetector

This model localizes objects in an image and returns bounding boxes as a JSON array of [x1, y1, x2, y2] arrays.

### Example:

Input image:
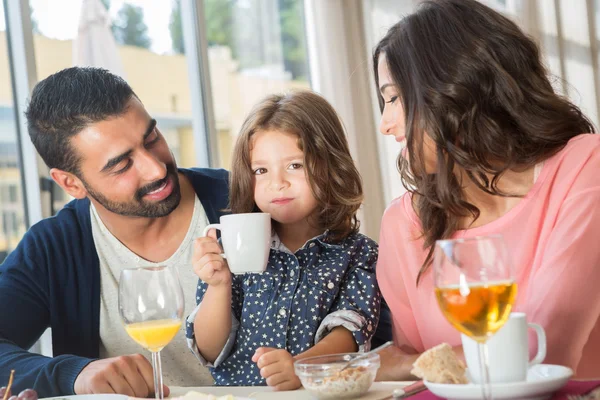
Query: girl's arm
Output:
[[193, 284, 233, 363], [253, 236, 380, 390], [252, 326, 357, 391], [295, 326, 357, 360], [186, 235, 240, 365], [313, 236, 382, 351]]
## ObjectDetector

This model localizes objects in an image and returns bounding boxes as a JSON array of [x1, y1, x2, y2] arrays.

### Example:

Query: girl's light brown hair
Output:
[[229, 90, 363, 241]]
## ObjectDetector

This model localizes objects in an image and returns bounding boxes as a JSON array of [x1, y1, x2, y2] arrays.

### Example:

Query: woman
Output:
[[374, 0, 600, 380]]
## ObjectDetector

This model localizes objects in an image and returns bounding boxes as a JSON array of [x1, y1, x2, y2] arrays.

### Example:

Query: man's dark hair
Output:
[[26, 67, 136, 175]]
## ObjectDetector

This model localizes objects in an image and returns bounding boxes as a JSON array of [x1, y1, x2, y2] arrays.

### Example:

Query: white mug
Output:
[[461, 312, 546, 383], [202, 213, 271, 274]]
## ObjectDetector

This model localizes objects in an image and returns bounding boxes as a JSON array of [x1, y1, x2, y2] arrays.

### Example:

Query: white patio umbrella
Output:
[[73, 0, 126, 78]]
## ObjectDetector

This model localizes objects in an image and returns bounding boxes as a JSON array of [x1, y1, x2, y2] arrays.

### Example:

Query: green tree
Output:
[[168, 0, 308, 81], [279, 0, 308, 81], [112, 4, 152, 49], [169, 0, 184, 54], [30, 5, 40, 35], [204, 0, 234, 48], [169, 0, 235, 55]]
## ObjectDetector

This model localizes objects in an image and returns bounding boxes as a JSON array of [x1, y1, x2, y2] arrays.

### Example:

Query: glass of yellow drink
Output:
[[433, 235, 517, 400], [119, 266, 184, 400]]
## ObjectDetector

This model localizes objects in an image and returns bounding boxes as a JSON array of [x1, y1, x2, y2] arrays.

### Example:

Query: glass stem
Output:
[[477, 342, 492, 400], [151, 351, 164, 400]]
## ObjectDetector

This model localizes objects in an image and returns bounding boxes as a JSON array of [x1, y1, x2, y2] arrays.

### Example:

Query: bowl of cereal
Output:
[[294, 352, 380, 399]]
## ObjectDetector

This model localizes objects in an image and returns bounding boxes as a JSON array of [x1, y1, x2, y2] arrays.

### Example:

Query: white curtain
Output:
[[304, 0, 386, 240], [502, 0, 600, 128], [362, 0, 421, 204]]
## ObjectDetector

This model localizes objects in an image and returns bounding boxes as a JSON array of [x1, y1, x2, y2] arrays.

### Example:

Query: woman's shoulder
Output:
[[382, 192, 420, 230], [560, 133, 600, 158], [544, 134, 600, 196], [553, 134, 600, 167]]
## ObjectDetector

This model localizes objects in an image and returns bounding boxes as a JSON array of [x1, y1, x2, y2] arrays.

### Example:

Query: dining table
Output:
[[169, 381, 415, 399]]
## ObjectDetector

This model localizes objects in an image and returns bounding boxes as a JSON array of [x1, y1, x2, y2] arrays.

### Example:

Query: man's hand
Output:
[[74, 354, 170, 397], [252, 347, 301, 391]]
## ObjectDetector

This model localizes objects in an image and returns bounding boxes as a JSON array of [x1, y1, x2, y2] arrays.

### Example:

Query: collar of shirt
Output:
[[270, 229, 344, 253]]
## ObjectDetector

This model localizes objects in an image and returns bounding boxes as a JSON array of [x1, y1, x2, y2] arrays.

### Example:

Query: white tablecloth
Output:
[[170, 382, 414, 399]]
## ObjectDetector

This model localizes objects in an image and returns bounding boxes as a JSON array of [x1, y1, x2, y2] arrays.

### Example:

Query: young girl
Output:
[[185, 91, 381, 389]]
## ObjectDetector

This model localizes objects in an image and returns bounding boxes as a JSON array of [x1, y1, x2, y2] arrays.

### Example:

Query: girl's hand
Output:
[[192, 230, 231, 287], [252, 347, 302, 391]]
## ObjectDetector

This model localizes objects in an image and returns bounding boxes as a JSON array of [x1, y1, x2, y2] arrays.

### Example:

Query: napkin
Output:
[[553, 380, 600, 400]]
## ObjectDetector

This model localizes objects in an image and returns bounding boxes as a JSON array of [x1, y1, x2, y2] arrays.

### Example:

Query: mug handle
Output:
[[202, 223, 227, 259], [528, 322, 546, 367]]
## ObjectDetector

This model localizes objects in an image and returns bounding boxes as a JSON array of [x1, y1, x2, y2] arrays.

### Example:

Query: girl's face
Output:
[[377, 53, 438, 173], [250, 129, 319, 227]]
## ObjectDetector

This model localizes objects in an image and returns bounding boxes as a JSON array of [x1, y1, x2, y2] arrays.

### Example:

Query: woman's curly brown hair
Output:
[[373, 0, 595, 285], [229, 90, 363, 241]]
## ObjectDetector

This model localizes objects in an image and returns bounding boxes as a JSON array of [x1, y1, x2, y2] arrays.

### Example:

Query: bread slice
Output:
[[411, 343, 468, 384]]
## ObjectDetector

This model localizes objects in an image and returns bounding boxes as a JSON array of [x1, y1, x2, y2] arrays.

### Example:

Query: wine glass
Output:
[[433, 235, 517, 400], [119, 266, 184, 400]]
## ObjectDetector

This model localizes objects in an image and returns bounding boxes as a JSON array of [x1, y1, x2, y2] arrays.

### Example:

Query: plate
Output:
[[41, 396, 128, 400], [41, 395, 251, 400], [424, 364, 573, 400]]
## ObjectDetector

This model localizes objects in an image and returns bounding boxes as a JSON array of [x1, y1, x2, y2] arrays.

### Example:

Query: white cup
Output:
[[461, 312, 546, 383], [202, 213, 271, 274]]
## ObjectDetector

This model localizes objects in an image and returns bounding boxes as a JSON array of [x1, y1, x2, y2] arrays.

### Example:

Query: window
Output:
[[0, 2, 27, 262], [2, 212, 19, 235], [201, 0, 312, 169], [364, 0, 415, 203], [28, 0, 201, 209], [24, 0, 312, 210], [8, 185, 18, 203]]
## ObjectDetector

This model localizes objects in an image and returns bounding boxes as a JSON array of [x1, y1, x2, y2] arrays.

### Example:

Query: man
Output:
[[0, 67, 228, 397]]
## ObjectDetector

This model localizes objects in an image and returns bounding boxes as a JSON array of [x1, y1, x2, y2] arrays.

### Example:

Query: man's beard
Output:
[[82, 163, 182, 218]]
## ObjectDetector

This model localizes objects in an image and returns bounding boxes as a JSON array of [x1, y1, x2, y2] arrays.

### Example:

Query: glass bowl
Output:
[[294, 352, 380, 399]]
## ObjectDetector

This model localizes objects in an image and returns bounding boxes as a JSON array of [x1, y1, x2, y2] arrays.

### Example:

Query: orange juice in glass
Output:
[[119, 266, 184, 400], [125, 318, 183, 352], [434, 235, 516, 400]]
